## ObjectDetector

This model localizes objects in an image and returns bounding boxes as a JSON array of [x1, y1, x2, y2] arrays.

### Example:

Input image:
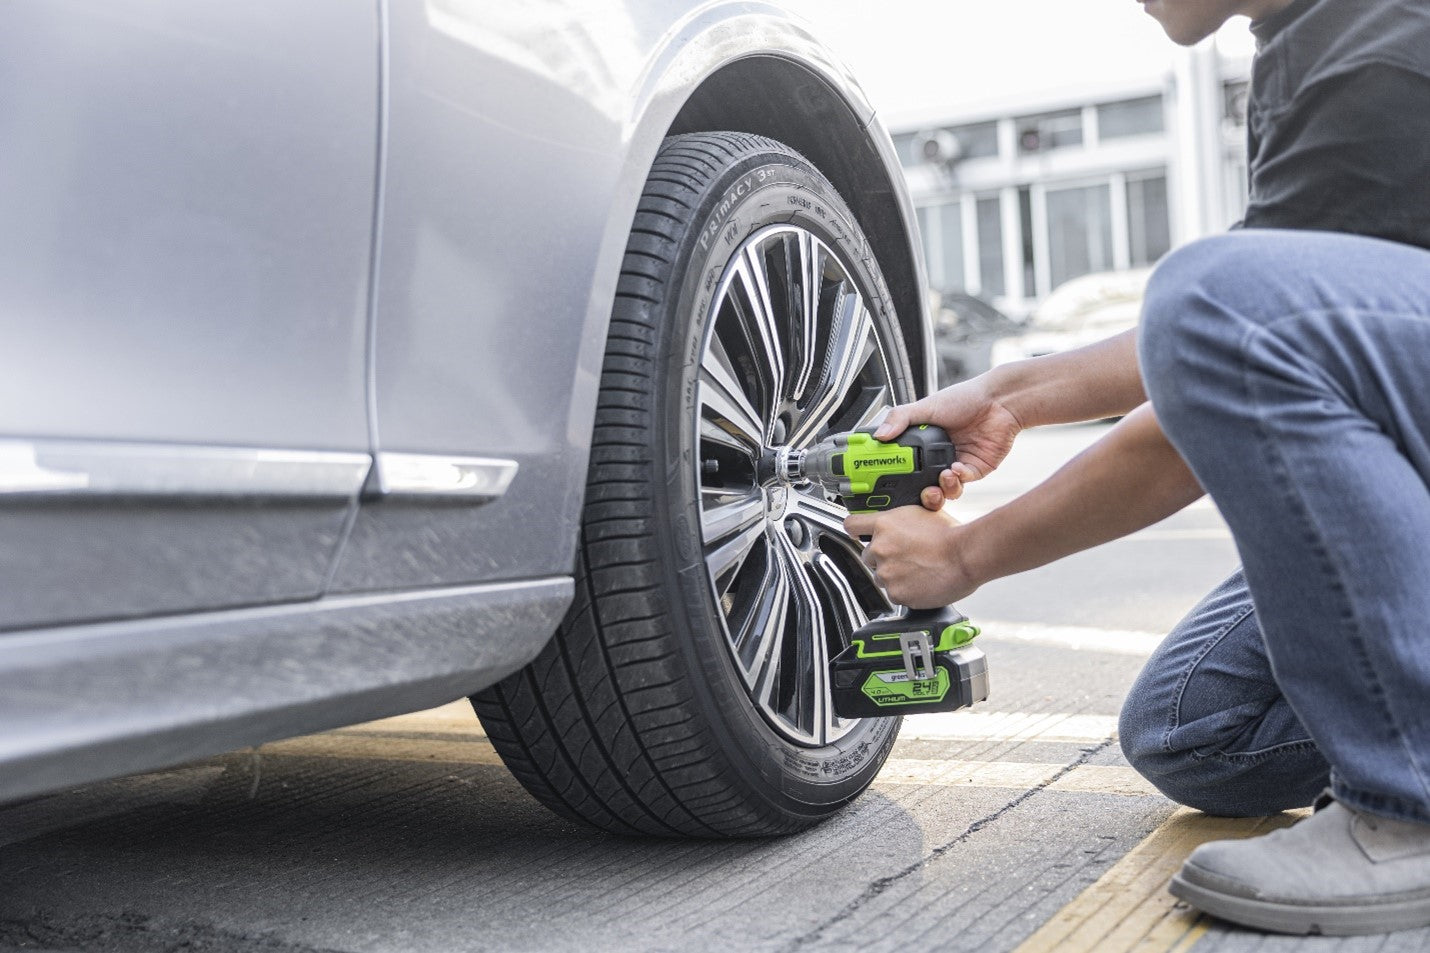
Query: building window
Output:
[[1126, 173, 1171, 267], [892, 132, 919, 166], [1046, 183, 1113, 289], [918, 202, 965, 292], [1019, 187, 1036, 297], [1097, 96, 1165, 139], [952, 121, 1001, 160], [1017, 109, 1082, 154], [976, 196, 1005, 298], [940, 201, 966, 291], [897, 122, 1001, 167]]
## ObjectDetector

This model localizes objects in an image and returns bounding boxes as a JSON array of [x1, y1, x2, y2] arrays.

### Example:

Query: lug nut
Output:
[[770, 417, 788, 444], [784, 518, 806, 546]]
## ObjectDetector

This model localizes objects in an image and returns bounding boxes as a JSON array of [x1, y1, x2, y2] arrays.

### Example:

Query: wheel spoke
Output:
[[773, 532, 830, 743], [700, 416, 752, 455], [847, 382, 894, 433], [734, 251, 787, 422], [705, 520, 765, 595], [790, 492, 851, 541], [699, 334, 765, 452], [813, 552, 870, 632], [791, 232, 822, 402], [790, 288, 874, 448], [812, 552, 867, 732], [700, 492, 764, 550], [738, 549, 791, 705], [809, 592, 833, 744]]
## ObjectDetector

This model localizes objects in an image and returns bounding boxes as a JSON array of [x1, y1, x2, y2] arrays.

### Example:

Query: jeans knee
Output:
[[1120, 676, 1272, 816], [1139, 236, 1240, 400], [1117, 695, 1210, 810], [1120, 692, 1328, 816], [1119, 718, 1245, 814], [1117, 694, 1161, 778]]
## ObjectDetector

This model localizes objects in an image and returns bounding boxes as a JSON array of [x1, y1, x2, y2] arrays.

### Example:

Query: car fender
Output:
[[349, 2, 929, 594]]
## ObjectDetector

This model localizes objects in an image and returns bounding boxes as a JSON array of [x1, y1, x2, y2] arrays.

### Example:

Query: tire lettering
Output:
[[699, 175, 757, 252]]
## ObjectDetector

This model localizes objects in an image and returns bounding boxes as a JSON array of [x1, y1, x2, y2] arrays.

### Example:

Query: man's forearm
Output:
[[959, 403, 1202, 585], [987, 328, 1146, 429]]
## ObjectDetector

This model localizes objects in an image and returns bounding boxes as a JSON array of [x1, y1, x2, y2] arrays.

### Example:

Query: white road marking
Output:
[[896, 710, 1118, 743], [977, 621, 1164, 656], [876, 759, 1157, 796]]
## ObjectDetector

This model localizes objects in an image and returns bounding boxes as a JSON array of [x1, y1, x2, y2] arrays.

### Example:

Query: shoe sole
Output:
[[1170, 872, 1430, 936]]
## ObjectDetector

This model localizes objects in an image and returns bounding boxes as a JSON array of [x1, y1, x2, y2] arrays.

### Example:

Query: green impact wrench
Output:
[[772, 425, 990, 719]]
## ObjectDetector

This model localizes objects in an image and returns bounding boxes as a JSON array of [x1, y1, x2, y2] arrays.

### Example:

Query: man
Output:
[[847, 0, 1430, 936]]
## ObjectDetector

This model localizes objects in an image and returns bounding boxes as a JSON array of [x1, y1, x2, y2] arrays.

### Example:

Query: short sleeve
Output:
[[1242, 63, 1430, 250]]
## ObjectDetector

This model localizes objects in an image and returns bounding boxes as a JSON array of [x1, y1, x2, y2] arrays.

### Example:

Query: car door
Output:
[[0, 1, 379, 630]]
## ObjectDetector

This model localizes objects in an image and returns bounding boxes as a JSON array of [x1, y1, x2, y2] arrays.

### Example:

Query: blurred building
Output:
[[892, 43, 1252, 321]]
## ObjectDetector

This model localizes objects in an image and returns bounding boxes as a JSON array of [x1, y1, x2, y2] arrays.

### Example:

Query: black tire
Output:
[[472, 132, 917, 837]]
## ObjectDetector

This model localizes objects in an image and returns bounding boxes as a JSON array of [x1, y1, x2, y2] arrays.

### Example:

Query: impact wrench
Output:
[[767, 425, 990, 719]]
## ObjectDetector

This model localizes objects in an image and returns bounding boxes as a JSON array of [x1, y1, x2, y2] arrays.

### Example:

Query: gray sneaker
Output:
[[1169, 791, 1430, 935]]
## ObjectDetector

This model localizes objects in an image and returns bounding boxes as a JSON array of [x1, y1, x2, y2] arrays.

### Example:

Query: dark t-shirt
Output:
[[1242, 0, 1430, 250]]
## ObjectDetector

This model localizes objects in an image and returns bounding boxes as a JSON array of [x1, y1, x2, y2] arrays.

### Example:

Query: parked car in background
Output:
[[0, 0, 934, 837], [989, 268, 1152, 367], [930, 291, 1025, 385]]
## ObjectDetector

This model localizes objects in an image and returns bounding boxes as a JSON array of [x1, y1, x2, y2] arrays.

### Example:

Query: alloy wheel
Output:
[[695, 223, 904, 746]]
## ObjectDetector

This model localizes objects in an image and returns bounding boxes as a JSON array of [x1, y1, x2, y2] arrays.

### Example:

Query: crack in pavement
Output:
[[777, 737, 1120, 953]]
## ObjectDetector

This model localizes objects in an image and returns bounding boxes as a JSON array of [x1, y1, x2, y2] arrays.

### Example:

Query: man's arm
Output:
[[979, 326, 1146, 430], [846, 403, 1203, 608], [959, 403, 1202, 583], [875, 327, 1147, 492]]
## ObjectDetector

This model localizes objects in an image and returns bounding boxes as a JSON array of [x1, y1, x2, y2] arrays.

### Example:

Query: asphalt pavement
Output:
[[3, 423, 1425, 953]]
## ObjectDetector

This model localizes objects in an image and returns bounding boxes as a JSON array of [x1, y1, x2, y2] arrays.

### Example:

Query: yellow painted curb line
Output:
[[1012, 808, 1306, 953], [257, 733, 1165, 800]]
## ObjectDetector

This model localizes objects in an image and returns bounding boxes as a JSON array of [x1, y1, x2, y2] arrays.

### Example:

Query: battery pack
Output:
[[829, 608, 990, 719]]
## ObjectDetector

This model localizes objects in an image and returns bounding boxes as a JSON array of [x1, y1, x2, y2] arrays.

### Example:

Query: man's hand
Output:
[[874, 376, 1024, 511], [844, 506, 979, 609]]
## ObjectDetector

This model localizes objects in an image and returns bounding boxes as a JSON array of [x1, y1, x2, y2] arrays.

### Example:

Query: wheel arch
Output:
[[665, 55, 935, 397], [556, 11, 935, 585]]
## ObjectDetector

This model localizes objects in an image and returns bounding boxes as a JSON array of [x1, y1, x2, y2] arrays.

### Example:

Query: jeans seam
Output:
[[1190, 737, 1320, 766], [1240, 311, 1430, 804], [1161, 600, 1257, 754]]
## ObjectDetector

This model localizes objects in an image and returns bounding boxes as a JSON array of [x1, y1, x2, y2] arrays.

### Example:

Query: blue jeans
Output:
[[1120, 229, 1430, 825]]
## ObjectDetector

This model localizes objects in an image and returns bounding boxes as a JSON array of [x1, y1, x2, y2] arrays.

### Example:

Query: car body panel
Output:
[[0, 1, 377, 450], [0, 0, 379, 626], [0, 577, 572, 804], [0, 0, 932, 802]]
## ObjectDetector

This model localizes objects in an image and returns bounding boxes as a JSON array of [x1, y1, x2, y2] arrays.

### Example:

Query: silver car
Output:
[[0, 0, 933, 837]]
